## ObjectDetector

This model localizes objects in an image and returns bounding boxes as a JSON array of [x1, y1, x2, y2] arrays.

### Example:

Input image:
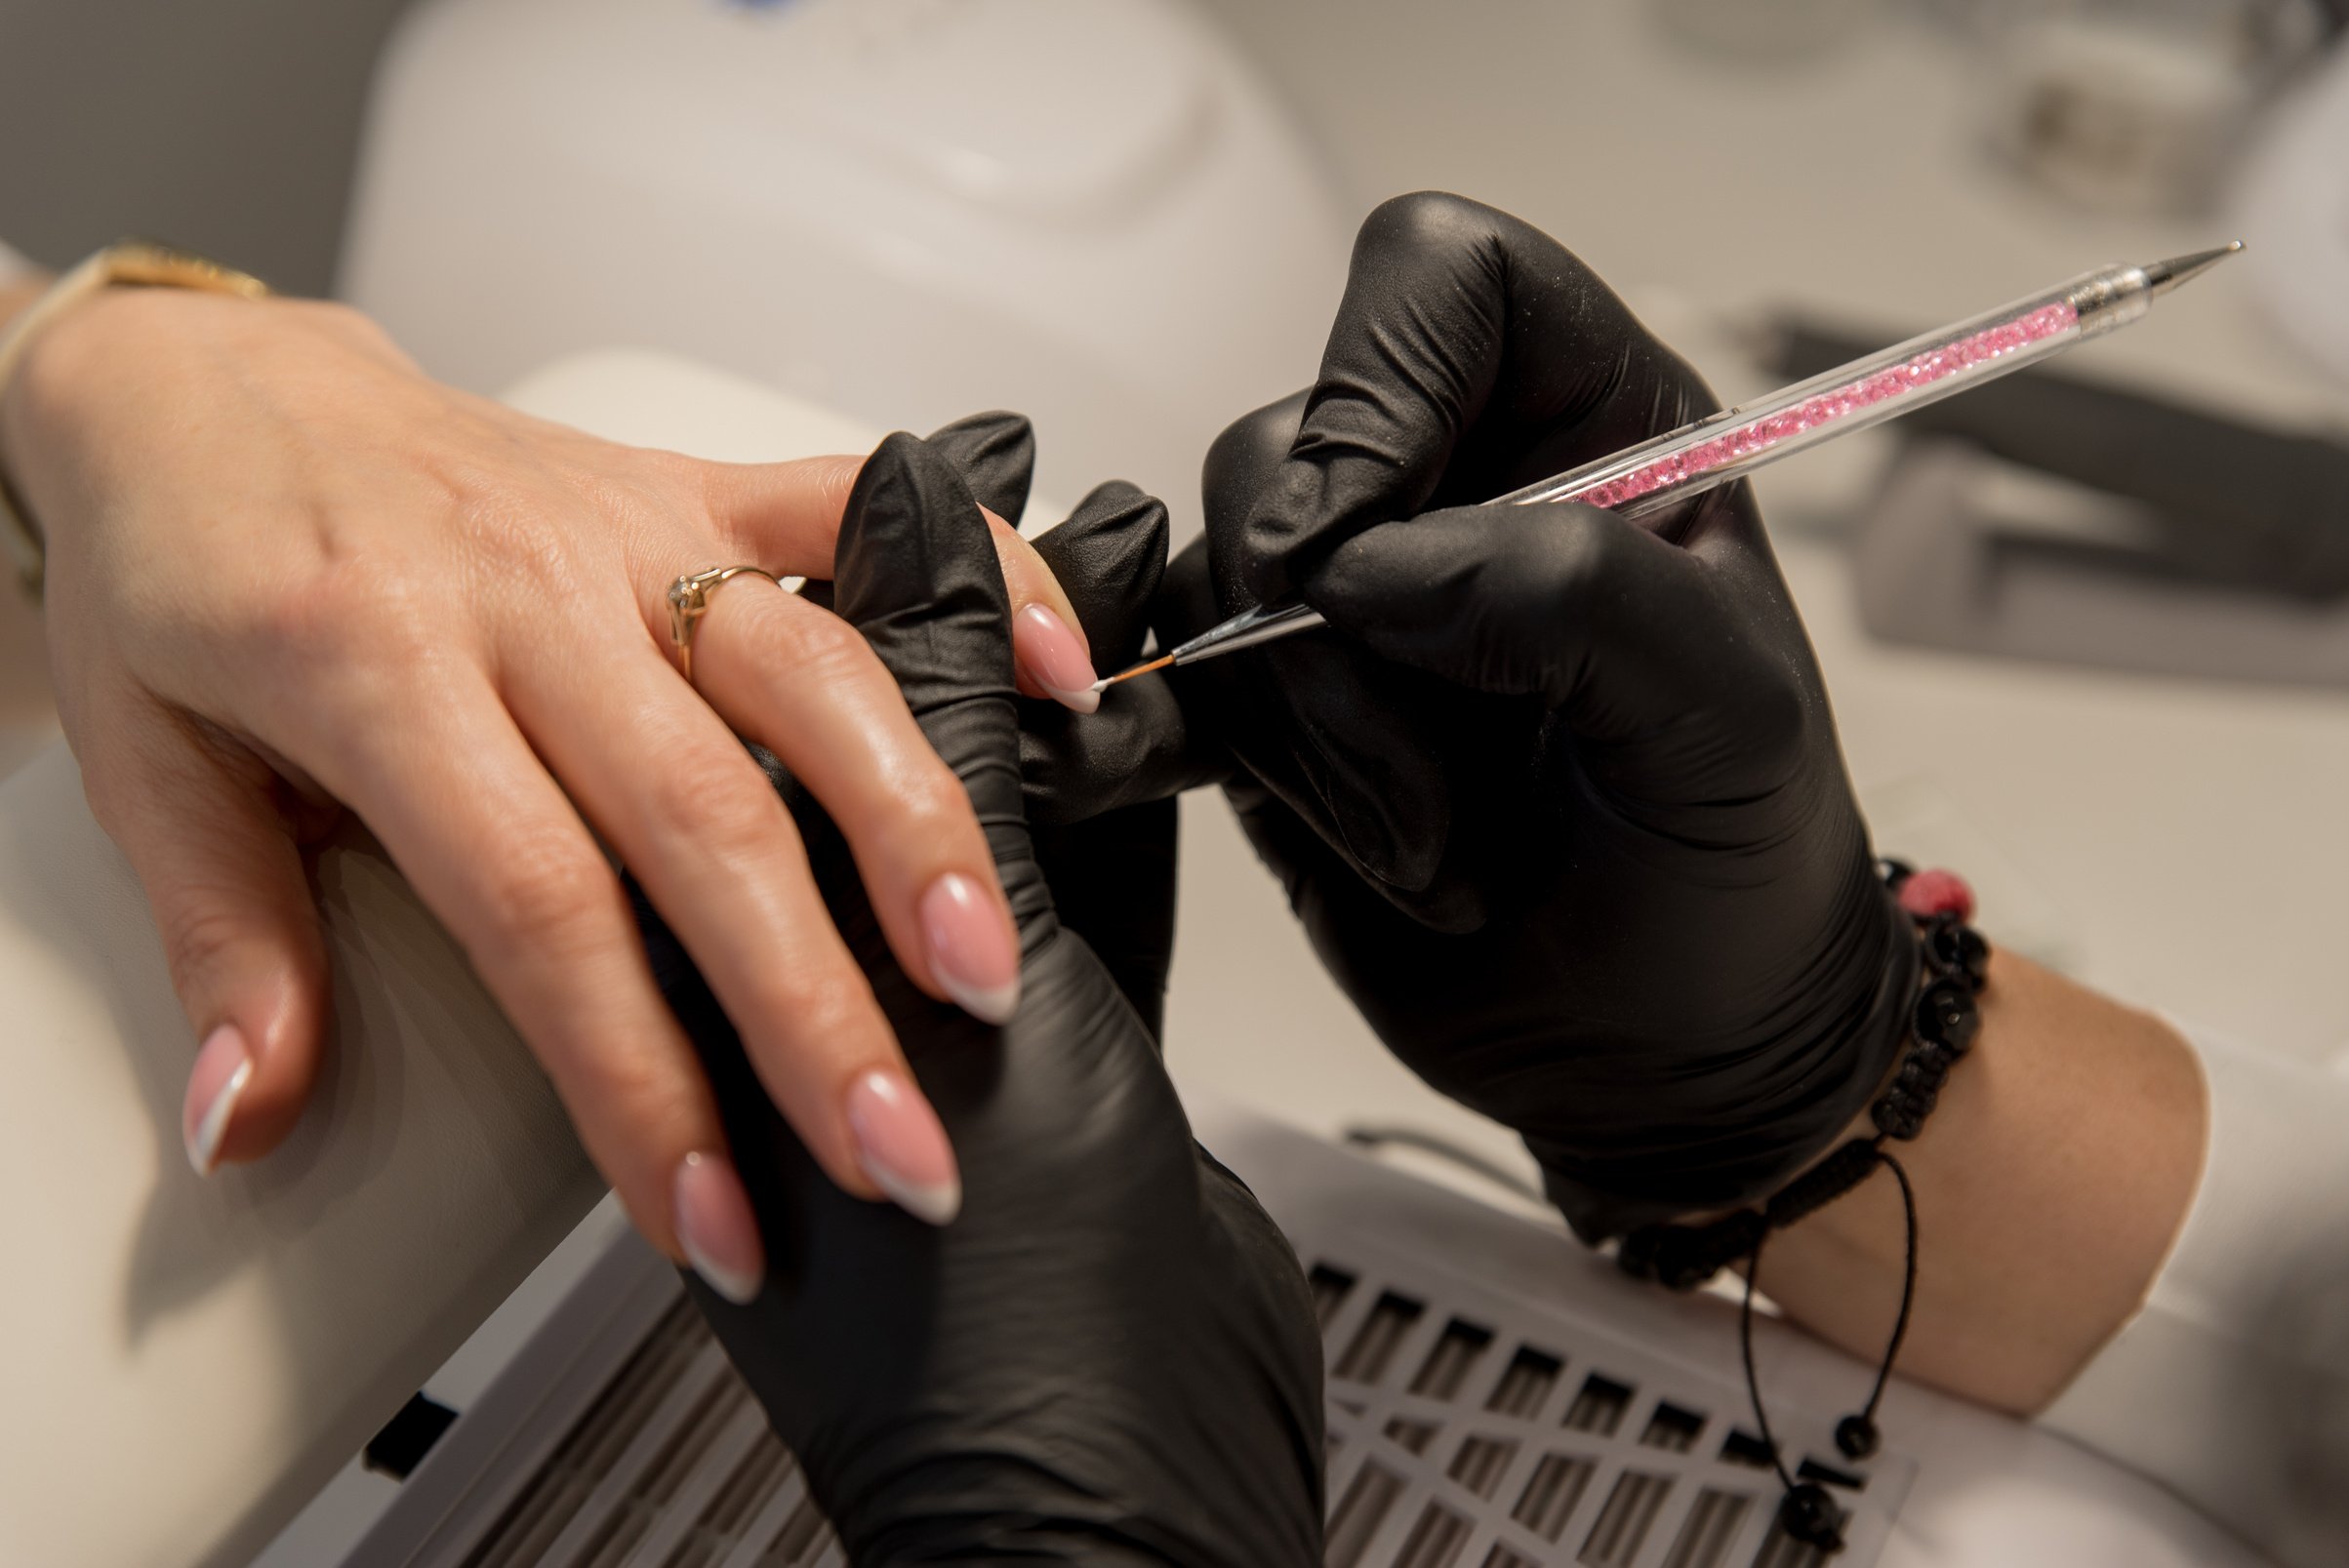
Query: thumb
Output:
[[83, 705, 329, 1174]]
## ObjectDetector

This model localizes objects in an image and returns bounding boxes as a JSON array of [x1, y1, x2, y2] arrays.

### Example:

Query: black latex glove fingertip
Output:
[[1033, 481, 1169, 663], [923, 410, 1035, 524]]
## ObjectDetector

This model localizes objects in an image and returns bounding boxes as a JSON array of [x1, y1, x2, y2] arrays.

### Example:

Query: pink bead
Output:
[[1897, 867, 1975, 921]]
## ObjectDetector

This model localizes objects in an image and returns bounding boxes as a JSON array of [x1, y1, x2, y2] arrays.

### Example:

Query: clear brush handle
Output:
[[1158, 259, 2189, 670], [1498, 263, 2152, 519]]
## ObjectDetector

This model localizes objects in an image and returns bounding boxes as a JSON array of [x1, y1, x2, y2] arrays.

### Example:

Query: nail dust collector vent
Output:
[[345, 1115, 1912, 1568], [1301, 1233, 1910, 1568]]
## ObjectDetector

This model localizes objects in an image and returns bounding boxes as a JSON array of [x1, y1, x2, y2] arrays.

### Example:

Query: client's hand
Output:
[[0, 279, 1106, 1266], [1067, 194, 1915, 1239], [634, 433, 1325, 1566]]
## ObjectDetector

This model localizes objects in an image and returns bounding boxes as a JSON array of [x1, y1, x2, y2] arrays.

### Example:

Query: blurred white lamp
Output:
[[341, 0, 1353, 541]]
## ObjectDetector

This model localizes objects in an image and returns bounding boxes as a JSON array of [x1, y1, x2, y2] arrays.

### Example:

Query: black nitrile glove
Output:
[[633, 433, 1325, 1566], [923, 411, 1185, 1039], [1077, 194, 1917, 1240]]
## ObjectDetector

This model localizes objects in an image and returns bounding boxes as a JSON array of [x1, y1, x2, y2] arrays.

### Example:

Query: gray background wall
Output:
[[0, 0, 416, 294]]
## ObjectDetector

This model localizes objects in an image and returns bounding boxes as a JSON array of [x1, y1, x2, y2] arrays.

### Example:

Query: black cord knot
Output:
[[1777, 1482, 1848, 1551], [1835, 1413, 1880, 1460], [1871, 1090, 1929, 1141], [1617, 1209, 1766, 1292]]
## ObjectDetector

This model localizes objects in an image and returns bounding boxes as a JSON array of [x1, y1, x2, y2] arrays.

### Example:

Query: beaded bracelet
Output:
[[1615, 860, 1988, 1553]]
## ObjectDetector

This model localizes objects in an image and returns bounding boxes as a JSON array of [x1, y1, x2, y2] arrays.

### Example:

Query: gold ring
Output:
[[667, 565, 780, 684]]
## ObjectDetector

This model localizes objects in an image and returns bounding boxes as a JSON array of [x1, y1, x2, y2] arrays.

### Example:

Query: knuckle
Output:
[[1528, 510, 1624, 611], [887, 760, 974, 844], [458, 488, 580, 583], [642, 745, 784, 845], [156, 896, 246, 982], [1363, 189, 1490, 254], [474, 839, 615, 958], [253, 545, 423, 664], [1742, 660, 1818, 773], [746, 598, 871, 684], [1205, 393, 1308, 535], [748, 966, 869, 1053]]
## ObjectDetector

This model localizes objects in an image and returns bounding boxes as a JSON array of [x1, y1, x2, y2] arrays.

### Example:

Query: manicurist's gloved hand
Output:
[[633, 433, 1325, 1566], [1110, 194, 1916, 1240], [921, 411, 1185, 1039]]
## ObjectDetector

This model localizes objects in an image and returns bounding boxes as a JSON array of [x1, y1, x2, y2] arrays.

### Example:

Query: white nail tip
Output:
[[867, 1164, 964, 1227], [943, 973, 1021, 1025], [1044, 682, 1102, 715], [185, 1057, 253, 1178], [684, 1245, 764, 1307]]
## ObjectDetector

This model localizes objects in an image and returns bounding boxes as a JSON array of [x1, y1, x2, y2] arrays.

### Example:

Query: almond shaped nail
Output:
[[846, 1069, 962, 1226], [1015, 604, 1101, 713], [183, 1023, 253, 1177], [919, 870, 1021, 1025], [673, 1150, 766, 1307]]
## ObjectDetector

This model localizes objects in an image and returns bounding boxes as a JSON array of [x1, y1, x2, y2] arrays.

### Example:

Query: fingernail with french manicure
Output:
[[673, 1150, 766, 1307], [183, 1024, 255, 1177], [1015, 604, 1100, 713], [919, 870, 1021, 1024], [847, 1068, 962, 1226]]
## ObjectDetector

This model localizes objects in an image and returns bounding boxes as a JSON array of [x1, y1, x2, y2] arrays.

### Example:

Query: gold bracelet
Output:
[[0, 240, 271, 599]]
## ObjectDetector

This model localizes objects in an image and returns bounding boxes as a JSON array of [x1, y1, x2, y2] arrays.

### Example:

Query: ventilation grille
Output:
[[436, 1229, 1907, 1568], [1304, 1233, 1910, 1568], [456, 1297, 841, 1568]]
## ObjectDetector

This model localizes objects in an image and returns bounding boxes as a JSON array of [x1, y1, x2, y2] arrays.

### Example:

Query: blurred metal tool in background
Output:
[[1765, 315, 2349, 686]]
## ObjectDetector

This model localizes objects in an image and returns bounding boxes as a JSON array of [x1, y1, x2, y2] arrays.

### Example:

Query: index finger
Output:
[[693, 452, 1091, 699]]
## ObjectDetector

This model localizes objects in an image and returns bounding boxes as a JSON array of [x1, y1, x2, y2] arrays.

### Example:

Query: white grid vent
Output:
[[456, 1298, 841, 1568], [1296, 1230, 1912, 1568], [430, 1240, 1906, 1568], [353, 1117, 1914, 1568]]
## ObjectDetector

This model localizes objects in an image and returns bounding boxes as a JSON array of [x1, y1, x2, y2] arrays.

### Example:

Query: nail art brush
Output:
[[1093, 244, 2243, 694]]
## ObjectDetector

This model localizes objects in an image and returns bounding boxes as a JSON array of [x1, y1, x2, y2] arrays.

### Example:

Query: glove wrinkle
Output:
[[637, 432, 1324, 1567], [1162, 193, 1920, 1237]]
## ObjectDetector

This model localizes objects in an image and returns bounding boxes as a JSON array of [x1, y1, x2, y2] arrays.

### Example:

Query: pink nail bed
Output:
[[919, 871, 1021, 1025], [846, 1068, 962, 1226], [673, 1150, 766, 1307], [182, 1023, 253, 1177], [1015, 604, 1101, 713]]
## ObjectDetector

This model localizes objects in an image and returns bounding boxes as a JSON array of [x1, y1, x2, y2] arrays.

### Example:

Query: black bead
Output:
[[1927, 922, 1991, 989], [1835, 1414, 1880, 1460], [1777, 1482, 1847, 1551], [1915, 981, 1979, 1053], [1615, 1230, 1660, 1281], [1872, 1095, 1924, 1141], [1876, 857, 1914, 889], [1914, 1041, 1954, 1076]]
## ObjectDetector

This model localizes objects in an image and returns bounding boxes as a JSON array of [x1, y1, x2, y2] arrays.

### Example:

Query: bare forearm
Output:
[[1759, 948, 2207, 1414]]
